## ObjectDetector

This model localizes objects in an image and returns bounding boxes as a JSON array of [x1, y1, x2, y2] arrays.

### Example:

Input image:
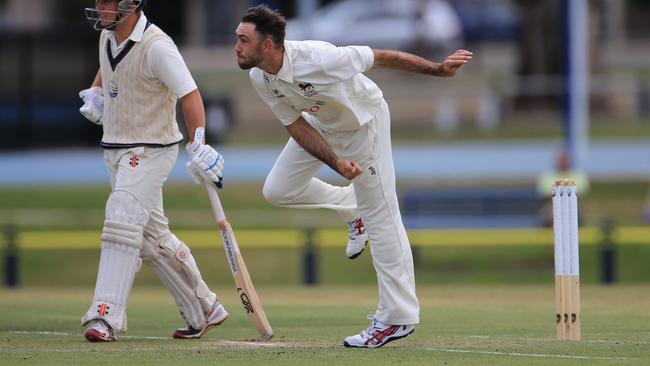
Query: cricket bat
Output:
[[205, 183, 273, 341]]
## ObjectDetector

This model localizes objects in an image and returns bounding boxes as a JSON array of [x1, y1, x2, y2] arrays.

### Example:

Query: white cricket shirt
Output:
[[250, 40, 384, 132], [104, 13, 197, 98]]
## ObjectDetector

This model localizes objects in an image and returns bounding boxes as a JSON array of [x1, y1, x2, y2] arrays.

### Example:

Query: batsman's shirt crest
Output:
[[108, 80, 119, 98]]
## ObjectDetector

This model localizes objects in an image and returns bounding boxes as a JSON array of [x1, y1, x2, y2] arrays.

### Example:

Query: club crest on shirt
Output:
[[298, 82, 317, 97], [108, 80, 119, 98]]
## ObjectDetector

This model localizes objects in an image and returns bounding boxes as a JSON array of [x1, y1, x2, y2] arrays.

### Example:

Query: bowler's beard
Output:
[[238, 54, 264, 70], [237, 43, 265, 70]]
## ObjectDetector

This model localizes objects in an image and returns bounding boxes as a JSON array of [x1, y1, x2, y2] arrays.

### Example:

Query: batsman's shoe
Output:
[[84, 319, 116, 342], [173, 302, 229, 339], [343, 318, 414, 348], [346, 217, 369, 259]]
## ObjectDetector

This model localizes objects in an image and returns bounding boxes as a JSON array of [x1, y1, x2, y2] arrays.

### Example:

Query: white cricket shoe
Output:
[[346, 217, 369, 259], [173, 301, 229, 339], [84, 319, 116, 342], [343, 318, 415, 348]]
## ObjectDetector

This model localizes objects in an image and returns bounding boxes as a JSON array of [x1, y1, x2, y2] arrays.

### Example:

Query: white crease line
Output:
[[465, 334, 650, 346], [6, 330, 285, 347], [5, 330, 645, 356], [585, 339, 650, 345], [220, 340, 287, 348], [426, 348, 629, 361], [9, 331, 75, 337], [8, 330, 168, 340]]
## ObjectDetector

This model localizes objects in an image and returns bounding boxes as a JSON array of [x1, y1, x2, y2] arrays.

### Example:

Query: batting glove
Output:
[[186, 128, 224, 187], [79, 86, 104, 125]]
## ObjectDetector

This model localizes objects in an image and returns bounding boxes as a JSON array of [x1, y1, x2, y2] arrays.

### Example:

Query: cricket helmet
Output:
[[85, 0, 148, 31]]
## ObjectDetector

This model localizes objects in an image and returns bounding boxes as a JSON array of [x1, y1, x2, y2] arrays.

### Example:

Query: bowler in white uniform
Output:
[[235, 5, 472, 348]]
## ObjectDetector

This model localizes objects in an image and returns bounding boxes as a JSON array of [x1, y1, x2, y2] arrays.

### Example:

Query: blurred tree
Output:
[[252, 0, 295, 17], [628, 0, 650, 7], [53, 1, 183, 39], [53, 0, 95, 31], [514, 0, 562, 111], [201, 0, 251, 45], [626, 0, 650, 38], [145, 1, 184, 39], [514, 0, 604, 113]]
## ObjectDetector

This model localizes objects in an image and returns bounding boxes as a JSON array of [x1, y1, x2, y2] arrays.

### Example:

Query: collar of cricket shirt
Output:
[[127, 12, 148, 43], [107, 12, 149, 51], [274, 41, 294, 83]]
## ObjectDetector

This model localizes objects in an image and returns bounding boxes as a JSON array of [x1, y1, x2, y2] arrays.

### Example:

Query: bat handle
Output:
[[205, 183, 227, 223]]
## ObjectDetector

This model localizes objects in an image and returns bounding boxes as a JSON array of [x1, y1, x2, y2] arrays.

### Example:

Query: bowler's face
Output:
[[235, 22, 264, 70]]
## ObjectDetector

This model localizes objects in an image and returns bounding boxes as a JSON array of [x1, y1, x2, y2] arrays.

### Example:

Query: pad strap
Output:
[[141, 232, 217, 329], [101, 220, 143, 248]]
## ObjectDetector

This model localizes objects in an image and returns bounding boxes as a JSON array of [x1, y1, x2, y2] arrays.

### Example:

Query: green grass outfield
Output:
[[1, 285, 649, 365], [1, 184, 649, 364]]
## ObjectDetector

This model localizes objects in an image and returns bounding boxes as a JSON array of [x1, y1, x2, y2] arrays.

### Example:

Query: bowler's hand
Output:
[[335, 158, 362, 180], [438, 50, 473, 77]]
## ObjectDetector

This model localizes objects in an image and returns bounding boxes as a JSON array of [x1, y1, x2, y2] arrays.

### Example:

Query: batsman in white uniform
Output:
[[235, 5, 472, 348], [78, 0, 227, 342]]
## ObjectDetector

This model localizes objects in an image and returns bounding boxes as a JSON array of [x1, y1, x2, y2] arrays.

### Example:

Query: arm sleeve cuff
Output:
[[349, 45, 375, 72]]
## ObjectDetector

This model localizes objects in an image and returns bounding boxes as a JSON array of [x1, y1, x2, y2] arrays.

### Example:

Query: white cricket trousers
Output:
[[263, 102, 419, 325], [103, 145, 177, 237]]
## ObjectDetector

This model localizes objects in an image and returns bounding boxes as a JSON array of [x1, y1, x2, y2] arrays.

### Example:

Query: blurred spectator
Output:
[[536, 150, 590, 227]]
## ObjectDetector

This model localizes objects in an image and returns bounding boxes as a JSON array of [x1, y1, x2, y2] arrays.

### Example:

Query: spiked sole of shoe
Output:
[[343, 328, 414, 348]]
